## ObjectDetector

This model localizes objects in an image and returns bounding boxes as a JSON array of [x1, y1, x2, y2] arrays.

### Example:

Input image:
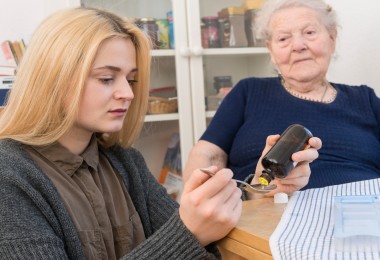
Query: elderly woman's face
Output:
[[266, 7, 336, 83]]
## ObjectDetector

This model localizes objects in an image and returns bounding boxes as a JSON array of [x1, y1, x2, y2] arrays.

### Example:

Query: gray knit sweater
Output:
[[0, 139, 220, 259]]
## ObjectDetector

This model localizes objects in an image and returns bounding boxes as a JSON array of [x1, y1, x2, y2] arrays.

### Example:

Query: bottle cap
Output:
[[258, 176, 269, 185], [274, 192, 288, 204], [259, 170, 273, 185]]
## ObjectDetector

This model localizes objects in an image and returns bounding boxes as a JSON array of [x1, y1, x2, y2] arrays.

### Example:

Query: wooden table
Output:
[[217, 197, 287, 259]]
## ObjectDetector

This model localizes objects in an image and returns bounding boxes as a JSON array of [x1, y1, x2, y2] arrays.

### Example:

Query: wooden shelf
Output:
[[144, 113, 179, 122], [205, 110, 216, 118], [151, 49, 175, 57], [202, 47, 269, 56], [150, 48, 268, 57]]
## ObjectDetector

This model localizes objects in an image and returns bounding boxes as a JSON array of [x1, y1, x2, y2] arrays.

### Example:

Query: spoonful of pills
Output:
[[200, 168, 277, 193]]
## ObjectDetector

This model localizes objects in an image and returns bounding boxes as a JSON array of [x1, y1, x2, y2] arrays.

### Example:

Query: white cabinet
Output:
[[52, 0, 275, 178], [186, 1, 274, 141]]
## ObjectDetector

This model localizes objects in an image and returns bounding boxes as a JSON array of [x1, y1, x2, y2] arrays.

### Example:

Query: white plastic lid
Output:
[[274, 192, 288, 204]]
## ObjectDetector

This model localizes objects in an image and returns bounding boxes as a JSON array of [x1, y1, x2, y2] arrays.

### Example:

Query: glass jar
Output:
[[218, 7, 247, 47], [167, 11, 175, 49], [136, 17, 159, 49], [213, 76, 233, 93], [201, 16, 220, 48], [242, 0, 265, 47]]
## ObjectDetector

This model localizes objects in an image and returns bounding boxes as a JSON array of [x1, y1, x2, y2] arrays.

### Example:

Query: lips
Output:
[[109, 108, 127, 116], [293, 58, 311, 64], [110, 108, 127, 113]]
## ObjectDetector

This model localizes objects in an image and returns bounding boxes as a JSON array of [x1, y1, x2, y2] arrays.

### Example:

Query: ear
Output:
[[329, 29, 337, 53]]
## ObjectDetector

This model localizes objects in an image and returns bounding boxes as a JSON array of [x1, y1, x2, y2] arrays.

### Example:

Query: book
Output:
[[0, 65, 16, 76], [1, 40, 18, 66], [159, 133, 182, 201], [0, 76, 15, 106], [11, 41, 24, 64], [0, 75, 15, 87], [19, 39, 26, 54]]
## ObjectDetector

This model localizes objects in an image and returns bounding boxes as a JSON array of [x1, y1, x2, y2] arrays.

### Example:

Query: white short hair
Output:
[[255, 0, 338, 40]]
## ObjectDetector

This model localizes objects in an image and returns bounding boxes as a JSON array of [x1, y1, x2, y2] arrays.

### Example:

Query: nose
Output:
[[292, 34, 307, 52], [114, 79, 134, 100]]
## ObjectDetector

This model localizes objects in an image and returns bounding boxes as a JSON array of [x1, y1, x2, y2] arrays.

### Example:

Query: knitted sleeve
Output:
[[106, 146, 221, 259], [0, 141, 84, 260]]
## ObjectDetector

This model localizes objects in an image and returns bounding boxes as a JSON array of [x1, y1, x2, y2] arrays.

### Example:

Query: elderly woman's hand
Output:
[[252, 135, 322, 196]]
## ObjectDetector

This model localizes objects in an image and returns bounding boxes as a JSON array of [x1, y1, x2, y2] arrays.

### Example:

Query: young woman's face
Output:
[[266, 7, 336, 83], [75, 37, 137, 137]]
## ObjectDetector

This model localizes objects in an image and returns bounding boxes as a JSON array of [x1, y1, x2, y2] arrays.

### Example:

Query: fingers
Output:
[[209, 183, 242, 219], [257, 136, 322, 197], [183, 167, 238, 202], [182, 166, 217, 194], [309, 137, 322, 150], [282, 163, 311, 183], [292, 148, 319, 163], [216, 190, 243, 224], [292, 137, 322, 163], [265, 162, 311, 196], [179, 167, 243, 246], [261, 134, 281, 155]]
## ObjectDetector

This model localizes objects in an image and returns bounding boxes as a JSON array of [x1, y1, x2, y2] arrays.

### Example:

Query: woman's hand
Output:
[[179, 166, 242, 246], [252, 135, 322, 196]]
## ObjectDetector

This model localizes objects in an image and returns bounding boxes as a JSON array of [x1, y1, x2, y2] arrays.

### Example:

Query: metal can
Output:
[[137, 17, 159, 49], [167, 11, 175, 49], [156, 19, 170, 49]]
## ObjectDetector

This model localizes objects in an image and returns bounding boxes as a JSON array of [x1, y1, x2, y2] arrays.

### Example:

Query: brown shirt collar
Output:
[[32, 135, 99, 177]]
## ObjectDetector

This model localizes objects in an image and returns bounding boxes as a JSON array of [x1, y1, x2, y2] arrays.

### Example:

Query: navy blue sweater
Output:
[[201, 77, 380, 189]]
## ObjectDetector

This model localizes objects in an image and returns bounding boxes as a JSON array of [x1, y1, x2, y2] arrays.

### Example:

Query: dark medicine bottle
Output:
[[259, 124, 313, 185]]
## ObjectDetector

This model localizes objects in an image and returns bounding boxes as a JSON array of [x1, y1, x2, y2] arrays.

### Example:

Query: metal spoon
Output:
[[200, 168, 277, 194]]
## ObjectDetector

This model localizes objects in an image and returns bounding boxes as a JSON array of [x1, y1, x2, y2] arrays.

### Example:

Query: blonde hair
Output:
[[255, 0, 338, 41], [0, 7, 151, 148]]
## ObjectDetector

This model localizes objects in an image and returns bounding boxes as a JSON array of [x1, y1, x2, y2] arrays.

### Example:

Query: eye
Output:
[[275, 34, 290, 44], [275, 35, 290, 47], [128, 79, 138, 87], [98, 78, 114, 85], [304, 27, 318, 39]]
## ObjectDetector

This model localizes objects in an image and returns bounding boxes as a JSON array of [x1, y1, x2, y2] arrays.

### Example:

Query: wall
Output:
[[0, 0, 72, 64], [326, 0, 380, 93], [0, 0, 379, 93], [0, 0, 44, 64]]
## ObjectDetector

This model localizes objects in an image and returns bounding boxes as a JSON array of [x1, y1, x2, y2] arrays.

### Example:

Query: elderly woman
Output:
[[184, 0, 380, 194]]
